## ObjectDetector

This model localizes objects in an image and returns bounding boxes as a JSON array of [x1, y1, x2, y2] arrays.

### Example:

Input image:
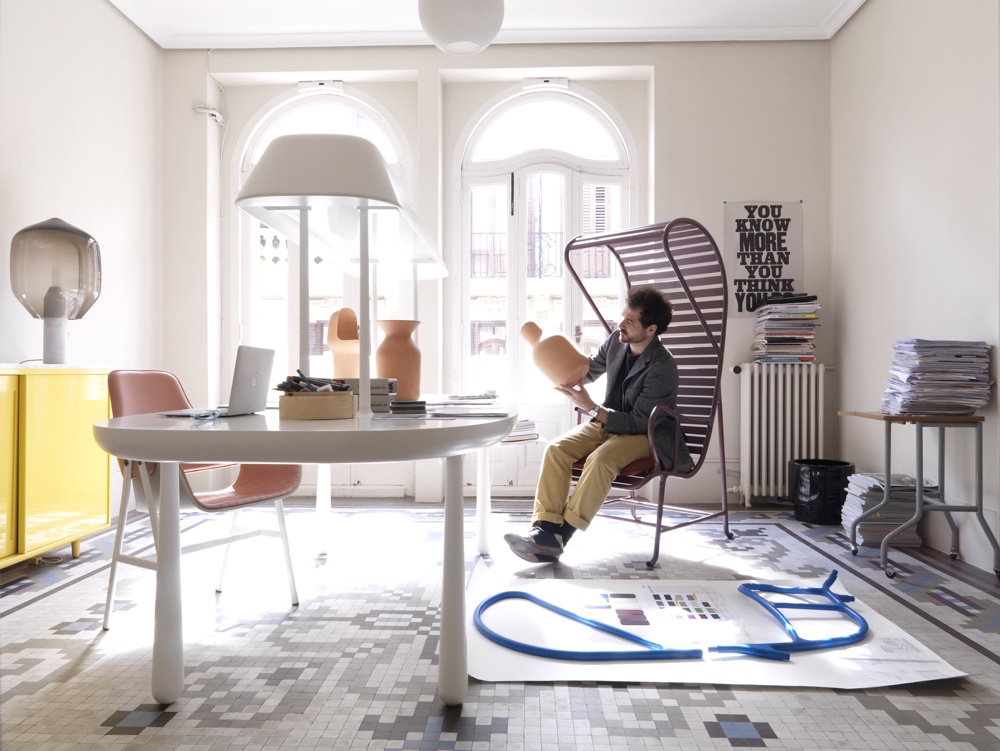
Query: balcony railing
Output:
[[470, 231, 613, 279], [471, 233, 507, 278], [526, 231, 563, 278]]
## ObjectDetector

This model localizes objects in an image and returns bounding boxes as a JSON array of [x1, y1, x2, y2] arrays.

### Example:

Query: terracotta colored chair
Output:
[[102, 369, 302, 629]]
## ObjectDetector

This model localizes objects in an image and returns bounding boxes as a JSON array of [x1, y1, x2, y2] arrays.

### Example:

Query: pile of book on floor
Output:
[[502, 418, 539, 444], [751, 294, 820, 363], [881, 339, 991, 415], [841, 472, 938, 547]]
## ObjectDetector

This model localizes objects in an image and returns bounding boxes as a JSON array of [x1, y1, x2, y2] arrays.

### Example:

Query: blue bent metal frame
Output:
[[473, 570, 868, 663]]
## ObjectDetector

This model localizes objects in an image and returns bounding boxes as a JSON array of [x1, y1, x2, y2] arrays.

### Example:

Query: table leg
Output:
[[316, 464, 331, 557], [439, 454, 468, 706], [851, 420, 893, 554], [883, 422, 926, 576], [970, 423, 1000, 575], [932, 426, 959, 554], [152, 462, 184, 704], [476, 447, 491, 556]]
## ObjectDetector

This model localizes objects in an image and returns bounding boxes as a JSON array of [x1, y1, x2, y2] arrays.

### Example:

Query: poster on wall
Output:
[[723, 200, 804, 318]]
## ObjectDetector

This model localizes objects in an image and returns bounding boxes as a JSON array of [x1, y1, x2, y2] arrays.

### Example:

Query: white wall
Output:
[[0, 0, 163, 370], [650, 41, 833, 498], [832, 0, 1000, 569]]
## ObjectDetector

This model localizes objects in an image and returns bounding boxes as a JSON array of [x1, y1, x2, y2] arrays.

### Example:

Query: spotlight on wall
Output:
[[9, 218, 102, 364], [418, 0, 504, 55]]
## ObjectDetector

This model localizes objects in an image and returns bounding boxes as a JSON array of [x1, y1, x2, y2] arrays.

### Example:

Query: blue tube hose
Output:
[[474, 570, 868, 663]]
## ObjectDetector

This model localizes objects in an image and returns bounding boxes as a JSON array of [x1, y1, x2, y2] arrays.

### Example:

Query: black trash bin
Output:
[[788, 459, 855, 524]]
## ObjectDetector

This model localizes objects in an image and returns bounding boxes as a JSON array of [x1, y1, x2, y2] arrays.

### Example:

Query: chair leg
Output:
[[715, 400, 735, 540], [216, 509, 240, 593], [104, 460, 134, 630], [646, 476, 667, 569], [274, 498, 299, 607]]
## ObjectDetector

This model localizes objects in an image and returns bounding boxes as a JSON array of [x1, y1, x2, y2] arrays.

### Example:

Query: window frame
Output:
[[232, 86, 414, 377], [453, 84, 636, 397]]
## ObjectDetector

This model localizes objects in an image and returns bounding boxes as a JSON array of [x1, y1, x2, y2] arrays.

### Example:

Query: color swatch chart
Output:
[[651, 591, 725, 621]]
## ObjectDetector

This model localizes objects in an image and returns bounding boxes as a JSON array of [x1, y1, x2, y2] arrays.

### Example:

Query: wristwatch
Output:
[[588, 405, 601, 419]]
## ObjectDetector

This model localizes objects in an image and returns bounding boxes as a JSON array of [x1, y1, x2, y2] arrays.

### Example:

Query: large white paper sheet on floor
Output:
[[467, 561, 965, 689]]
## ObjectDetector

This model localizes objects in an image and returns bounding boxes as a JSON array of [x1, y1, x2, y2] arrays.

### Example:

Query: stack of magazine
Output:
[[502, 419, 539, 444], [881, 339, 991, 415], [841, 472, 937, 547], [751, 295, 820, 363]]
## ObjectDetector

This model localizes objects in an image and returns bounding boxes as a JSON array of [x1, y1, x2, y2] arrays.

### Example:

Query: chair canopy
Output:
[[564, 218, 728, 474]]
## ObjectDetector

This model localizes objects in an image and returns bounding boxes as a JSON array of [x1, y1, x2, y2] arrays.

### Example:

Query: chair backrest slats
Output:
[[565, 219, 728, 472]]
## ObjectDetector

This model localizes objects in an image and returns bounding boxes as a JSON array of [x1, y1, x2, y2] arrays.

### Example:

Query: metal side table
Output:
[[839, 411, 1000, 579]]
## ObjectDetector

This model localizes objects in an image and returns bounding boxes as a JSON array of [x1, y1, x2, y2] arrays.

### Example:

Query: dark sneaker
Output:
[[507, 548, 559, 564], [503, 527, 563, 563]]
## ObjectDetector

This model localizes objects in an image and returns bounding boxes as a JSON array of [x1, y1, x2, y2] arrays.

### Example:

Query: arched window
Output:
[[471, 98, 620, 162], [457, 85, 634, 444], [237, 89, 409, 379]]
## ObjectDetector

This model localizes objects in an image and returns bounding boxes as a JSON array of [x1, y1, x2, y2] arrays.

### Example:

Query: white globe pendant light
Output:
[[418, 0, 504, 55]]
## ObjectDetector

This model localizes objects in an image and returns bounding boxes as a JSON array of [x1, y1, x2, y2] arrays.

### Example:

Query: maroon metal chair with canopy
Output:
[[564, 218, 733, 567]]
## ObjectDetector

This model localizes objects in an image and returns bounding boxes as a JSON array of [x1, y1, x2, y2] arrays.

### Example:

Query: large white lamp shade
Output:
[[419, 0, 504, 55], [236, 134, 400, 210]]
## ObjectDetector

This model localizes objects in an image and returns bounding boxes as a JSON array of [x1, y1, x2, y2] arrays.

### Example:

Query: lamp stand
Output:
[[297, 208, 311, 376], [43, 318, 68, 364], [357, 204, 372, 416]]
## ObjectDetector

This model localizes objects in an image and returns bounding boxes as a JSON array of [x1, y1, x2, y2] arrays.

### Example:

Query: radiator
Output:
[[737, 362, 826, 505]]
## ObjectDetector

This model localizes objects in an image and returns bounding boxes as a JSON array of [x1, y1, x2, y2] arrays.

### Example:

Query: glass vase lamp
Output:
[[10, 218, 102, 364]]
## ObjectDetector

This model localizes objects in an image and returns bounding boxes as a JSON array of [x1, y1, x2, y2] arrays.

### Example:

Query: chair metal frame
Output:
[[103, 370, 302, 630], [564, 218, 733, 567]]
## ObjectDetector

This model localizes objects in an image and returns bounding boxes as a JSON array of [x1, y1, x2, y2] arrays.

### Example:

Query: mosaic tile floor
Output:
[[3, 498, 1000, 750]]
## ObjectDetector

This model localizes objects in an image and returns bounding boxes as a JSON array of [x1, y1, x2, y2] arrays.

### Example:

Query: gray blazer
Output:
[[585, 332, 693, 473]]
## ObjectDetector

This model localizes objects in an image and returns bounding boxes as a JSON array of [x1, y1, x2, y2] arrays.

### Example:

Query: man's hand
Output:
[[554, 379, 597, 413]]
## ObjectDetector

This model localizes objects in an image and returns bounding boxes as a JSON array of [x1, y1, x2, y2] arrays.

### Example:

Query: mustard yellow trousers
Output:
[[532, 420, 651, 532]]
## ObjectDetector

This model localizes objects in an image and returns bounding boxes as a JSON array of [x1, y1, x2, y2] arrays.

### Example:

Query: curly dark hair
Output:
[[626, 285, 673, 336]]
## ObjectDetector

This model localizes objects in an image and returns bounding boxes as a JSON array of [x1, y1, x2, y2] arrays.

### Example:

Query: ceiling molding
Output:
[[107, 0, 868, 51]]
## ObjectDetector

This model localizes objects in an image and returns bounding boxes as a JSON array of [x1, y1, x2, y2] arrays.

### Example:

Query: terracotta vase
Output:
[[520, 321, 589, 388], [327, 308, 360, 377], [376, 319, 421, 401]]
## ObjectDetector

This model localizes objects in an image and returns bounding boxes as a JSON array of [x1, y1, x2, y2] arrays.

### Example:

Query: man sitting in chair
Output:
[[504, 285, 693, 563]]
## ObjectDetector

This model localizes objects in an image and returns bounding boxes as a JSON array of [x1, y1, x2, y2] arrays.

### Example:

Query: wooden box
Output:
[[278, 391, 357, 420]]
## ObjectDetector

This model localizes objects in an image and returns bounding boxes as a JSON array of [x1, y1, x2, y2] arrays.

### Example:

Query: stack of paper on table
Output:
[[751, 297, 820, 363], [880, 339, 991, 415], [841, 473, 938, 547]]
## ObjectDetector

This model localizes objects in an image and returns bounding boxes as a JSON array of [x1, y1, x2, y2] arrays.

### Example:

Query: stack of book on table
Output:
[[751, 294, 820, 363], [880, 339, 991, 415], [389, 400, 426, 415], [502, 419, 539, 444], [841, 472, 938, 547]]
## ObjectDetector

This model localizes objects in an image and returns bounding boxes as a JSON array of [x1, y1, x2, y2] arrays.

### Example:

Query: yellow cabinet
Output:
[[1, 374, 17, 558], [0, 367, 111, 568]]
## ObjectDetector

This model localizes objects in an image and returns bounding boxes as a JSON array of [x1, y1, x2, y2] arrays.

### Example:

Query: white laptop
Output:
[[161, 345, 274, 418]]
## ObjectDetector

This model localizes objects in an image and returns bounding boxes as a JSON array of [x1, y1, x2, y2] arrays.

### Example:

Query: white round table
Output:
[[94, 409, 517, 706]]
